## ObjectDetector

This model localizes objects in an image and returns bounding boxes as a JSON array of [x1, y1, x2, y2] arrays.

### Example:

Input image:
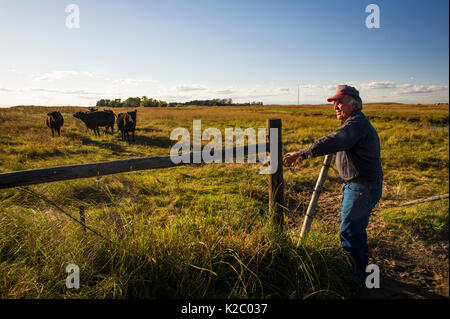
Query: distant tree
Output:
[[141, 97, 159, 107], [181, 98, 236, 106], [96, 99, 109, 107], [98, 96, 254, 108], [114, 99, 123, 107], [96, 98, 125, 107], [123, 97, 141, 108], [107, 98, 123, 107]]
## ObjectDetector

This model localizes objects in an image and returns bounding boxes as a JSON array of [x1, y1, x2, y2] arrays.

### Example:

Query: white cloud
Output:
[[29, 87, 101, 95], [326, 81, 448, 96], [159, 94, 192, 101], [106, 77, 155, 85], [78, 95, 103, 100], [299, 84, 323, 89], [214, 89, 237, 94], [33, 70, 154, 87], [395, 83, 413, 89], [393, 84, 448, 94], [226, 87, 291, 100], [34, 70, 79, 81], [175, 84, 208, 92], [364, 81, 397, 89], [272, 88, 290, 94]]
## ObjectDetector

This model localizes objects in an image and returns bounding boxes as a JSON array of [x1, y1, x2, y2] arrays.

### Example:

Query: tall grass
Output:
[[0, 183, 348, 298]]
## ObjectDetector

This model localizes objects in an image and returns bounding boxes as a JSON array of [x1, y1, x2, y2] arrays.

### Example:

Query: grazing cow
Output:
[[73, 110, 115, 136], [117, 110, 137, 142], [46, 111, 64, 137]]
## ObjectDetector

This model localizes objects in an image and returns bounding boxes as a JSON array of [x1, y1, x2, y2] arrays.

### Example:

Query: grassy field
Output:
[[0, 103, 448, 299]]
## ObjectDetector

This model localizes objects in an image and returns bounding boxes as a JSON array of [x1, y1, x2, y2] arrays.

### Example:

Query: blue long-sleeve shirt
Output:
[[298, 110, 383, 183]]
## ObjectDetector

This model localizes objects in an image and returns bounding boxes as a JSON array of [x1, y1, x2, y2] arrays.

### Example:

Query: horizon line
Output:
[[1, 102, 449, 109]]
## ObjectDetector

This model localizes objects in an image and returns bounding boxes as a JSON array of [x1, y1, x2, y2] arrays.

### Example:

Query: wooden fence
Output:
[[0, 119, 285, 223]]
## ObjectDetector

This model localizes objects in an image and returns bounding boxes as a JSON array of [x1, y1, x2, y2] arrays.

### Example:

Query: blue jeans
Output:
[[340, 182, 382, 277]]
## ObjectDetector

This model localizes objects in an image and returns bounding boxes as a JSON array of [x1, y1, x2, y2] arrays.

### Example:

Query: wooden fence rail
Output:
[[0, 143, 269, 189]]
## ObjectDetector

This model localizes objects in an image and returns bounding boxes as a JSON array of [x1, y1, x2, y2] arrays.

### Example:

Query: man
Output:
[[283, 85, 383, 281]]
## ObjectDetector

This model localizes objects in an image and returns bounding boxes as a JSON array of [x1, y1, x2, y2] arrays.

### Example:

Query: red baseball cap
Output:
[[327, 85, 360, 102]]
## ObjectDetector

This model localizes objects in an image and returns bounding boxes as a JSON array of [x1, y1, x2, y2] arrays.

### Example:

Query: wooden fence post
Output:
[[267, 118, 284, 226]]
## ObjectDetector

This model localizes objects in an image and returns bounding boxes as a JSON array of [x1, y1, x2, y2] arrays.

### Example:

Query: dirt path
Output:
[[301, 192, 449, 299], [360, 212, 449, 299]]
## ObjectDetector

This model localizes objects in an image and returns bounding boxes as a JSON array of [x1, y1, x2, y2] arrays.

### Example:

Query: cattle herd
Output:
[[46, 108, 137, 142]]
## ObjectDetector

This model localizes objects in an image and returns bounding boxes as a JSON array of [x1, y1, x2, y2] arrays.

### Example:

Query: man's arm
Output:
[[283, 118, 367, 165]]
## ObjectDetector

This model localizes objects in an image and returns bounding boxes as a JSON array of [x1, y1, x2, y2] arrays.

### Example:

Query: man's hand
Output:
[[283, 151, 302, 166]]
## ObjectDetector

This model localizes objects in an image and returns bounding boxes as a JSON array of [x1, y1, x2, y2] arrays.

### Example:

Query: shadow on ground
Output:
[[81, 137, 127, 153], [119, 134, 173, 148], [355, 276, 448, 299]]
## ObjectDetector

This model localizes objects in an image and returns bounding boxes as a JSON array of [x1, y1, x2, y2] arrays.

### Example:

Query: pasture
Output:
[[0, 103, 448, 298]]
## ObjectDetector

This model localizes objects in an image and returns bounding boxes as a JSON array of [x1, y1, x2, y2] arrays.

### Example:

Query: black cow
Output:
[[46, 111, 64, 137], [117, 110, 137, 142], [73, 110, 115, 136]]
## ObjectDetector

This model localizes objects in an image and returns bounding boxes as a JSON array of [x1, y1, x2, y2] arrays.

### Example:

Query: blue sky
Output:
[[0, 0, 448, 106]]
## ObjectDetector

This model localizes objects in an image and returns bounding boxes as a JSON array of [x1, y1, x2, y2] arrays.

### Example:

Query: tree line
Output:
[[96, 97, 263, 108]]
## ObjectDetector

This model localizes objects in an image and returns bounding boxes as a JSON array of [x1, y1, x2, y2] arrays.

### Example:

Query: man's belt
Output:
[[347, 177, 381, 184]]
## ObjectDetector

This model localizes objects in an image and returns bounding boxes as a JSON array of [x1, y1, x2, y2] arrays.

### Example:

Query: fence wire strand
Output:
[[17, 186, 112, 243]]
